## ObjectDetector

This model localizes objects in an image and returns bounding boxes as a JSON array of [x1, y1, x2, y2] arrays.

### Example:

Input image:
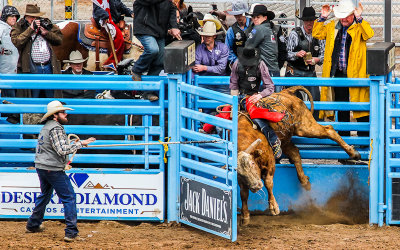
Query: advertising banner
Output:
[[0, 172, 164, 220], [180, 177, 232, 237]]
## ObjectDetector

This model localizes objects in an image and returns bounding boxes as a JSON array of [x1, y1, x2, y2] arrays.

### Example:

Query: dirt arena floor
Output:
[[1, 210, 400, 249]]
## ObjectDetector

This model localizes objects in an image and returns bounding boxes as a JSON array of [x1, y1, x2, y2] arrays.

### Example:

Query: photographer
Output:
[[11, 4, 63, 98]]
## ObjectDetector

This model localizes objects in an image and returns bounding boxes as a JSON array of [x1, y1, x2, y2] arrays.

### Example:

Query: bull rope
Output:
[[64, 134, 223, 170]]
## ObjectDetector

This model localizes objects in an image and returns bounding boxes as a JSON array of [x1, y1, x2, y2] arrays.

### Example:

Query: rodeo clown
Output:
[[230, 47, 284, 159]]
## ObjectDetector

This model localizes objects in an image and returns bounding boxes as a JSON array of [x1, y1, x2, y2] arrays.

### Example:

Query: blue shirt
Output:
[[225, 17, 252, 64], [195, 41, 229, 76]]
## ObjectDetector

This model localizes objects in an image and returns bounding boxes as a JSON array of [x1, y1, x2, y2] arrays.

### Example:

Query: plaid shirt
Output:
[[31, 33, 51, 64], [49, 125, 82, 157]]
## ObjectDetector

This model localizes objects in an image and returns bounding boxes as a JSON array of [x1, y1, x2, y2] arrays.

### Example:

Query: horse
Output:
[[53, 21, 143, 72]]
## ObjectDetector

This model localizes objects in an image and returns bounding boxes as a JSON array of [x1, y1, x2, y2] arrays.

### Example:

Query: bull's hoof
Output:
[[301, 180, 311, 191], [351, 150, 361, 160], [269, 205, 280, 216], [241, 217, 250, 226]]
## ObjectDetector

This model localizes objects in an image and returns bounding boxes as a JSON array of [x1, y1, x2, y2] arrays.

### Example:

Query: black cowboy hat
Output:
[[251, 5, 275, 21], [237, 47, 260, 66], [297, 6, 318, 21]]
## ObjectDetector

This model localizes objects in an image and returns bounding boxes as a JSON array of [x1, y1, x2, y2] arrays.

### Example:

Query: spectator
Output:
[[92, 0, 133, 69], [225, 1, 252, 67], [0, 5, 19, 98], [193, 21, 229, 93], [245, 4, 287, 77], [62, 50, 96, 99], [313, 0, 373, 136], [230, 47, 282, 158], [198, 13, 226, 43], [286, 6, 325, 120], [131, 0, 181, 101], [11, 4, 63, 98], [26, 100, 95, 242]]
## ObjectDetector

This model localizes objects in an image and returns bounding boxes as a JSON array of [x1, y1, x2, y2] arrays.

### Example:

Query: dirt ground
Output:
[[1, 211, 400, 249]]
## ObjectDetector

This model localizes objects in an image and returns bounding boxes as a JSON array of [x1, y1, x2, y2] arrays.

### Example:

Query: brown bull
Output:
[[237, 86, 361, 225]]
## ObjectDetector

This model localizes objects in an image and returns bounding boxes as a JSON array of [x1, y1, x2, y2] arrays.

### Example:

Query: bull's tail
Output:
[[281, 86, 314, 114]]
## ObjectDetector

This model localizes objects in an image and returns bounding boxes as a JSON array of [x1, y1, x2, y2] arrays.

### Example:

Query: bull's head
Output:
[[237, 139, 264, 193]]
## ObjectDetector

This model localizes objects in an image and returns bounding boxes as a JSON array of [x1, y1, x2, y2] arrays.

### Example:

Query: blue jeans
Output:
[[27, 169, 78, 238], [32, 63, 54, 98], [133, 35, 165, 76]]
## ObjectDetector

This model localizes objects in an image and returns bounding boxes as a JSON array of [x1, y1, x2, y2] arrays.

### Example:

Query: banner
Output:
[[0, 172, 164, 220]]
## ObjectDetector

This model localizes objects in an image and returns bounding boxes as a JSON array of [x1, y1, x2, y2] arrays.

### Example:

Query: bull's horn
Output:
[[244, 139, 262, 154]]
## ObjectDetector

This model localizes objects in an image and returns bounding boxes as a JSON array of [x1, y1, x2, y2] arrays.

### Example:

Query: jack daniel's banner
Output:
[[180, 177, 232, 236]]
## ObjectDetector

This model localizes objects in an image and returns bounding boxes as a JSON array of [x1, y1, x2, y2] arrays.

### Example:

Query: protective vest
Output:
[[34, 120, 68, 171], [231, 22, 247, 56], [237, 61, 261, 96], [289, 27, 320, 72]]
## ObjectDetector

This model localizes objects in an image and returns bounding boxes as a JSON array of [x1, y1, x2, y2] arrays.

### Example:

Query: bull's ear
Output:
[[253, 149, 264, 158]]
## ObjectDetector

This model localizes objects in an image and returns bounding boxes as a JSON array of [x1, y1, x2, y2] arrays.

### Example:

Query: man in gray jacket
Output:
[[26, 101, 95, 242], [245, 4, 284, 77]]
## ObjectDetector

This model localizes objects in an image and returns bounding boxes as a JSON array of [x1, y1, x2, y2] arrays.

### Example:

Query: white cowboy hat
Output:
[[197, 21, 223, 36], [40, 100, 73, 122], [333, 0, 355, 19], [63, 50, 88, 64], [197, 13, 222, 30]]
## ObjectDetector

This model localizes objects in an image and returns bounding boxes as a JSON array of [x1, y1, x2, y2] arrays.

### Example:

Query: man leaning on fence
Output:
[[26, 101, 95, 242], [11, 4, 63, 98], [62, 50, 96, 99], [312, 0, 373, 136]]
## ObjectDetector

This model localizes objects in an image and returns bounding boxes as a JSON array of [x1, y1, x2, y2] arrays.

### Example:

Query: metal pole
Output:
[[73, 0, 78, 20], [50, 0, 54, 22], [385, 0, 392, 42], [167, 74, 180, 222]]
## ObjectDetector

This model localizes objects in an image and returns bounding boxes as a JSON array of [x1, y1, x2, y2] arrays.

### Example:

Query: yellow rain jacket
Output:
[[312, 18, 374, 119]]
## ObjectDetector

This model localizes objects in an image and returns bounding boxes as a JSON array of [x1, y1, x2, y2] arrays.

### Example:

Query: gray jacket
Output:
[[245, 21, 279, 74]]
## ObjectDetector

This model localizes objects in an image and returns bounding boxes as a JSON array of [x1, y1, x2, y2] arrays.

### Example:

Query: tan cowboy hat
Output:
[[333, 0, 355, 19], [197, 13, 222, 30], [24, 4, 45, 17], [197, 21, 223, 36], [40, 100, 73, 122], [63, 50, 88, 64]]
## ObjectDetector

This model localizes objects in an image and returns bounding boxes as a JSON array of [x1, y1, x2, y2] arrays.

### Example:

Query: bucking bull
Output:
[[237, 86, 361, 225]]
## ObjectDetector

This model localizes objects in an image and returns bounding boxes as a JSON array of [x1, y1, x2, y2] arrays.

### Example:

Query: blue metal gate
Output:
[[384, 77, 400, 225], [167, 75, 238, 241]]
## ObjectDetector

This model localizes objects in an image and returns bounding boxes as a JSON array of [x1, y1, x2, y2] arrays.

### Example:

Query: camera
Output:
[[32, 18, 53, 31]]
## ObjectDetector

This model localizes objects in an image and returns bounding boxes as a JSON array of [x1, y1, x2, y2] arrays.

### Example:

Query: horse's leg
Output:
[[281, 141, 311, 190], [239, 181, 250, 226]]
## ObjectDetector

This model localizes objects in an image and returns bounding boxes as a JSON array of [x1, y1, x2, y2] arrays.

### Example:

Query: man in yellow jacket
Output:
[[312, 0, 374, 136]]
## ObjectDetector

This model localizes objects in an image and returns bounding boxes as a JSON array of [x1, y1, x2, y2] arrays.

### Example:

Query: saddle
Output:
[[81, 18, 132, 70]]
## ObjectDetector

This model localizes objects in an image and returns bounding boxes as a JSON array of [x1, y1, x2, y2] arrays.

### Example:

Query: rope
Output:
[[64, 134, 223, 170], [368, 138, 373, 186]]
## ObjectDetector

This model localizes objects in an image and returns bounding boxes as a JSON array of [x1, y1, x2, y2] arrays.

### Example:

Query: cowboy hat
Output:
[[24, 4, 45, 17], [197, 13, 222, 30], [333, 0, 355, 19], [63, 50, 88, 64], [227, 1, 248, 16], [297, 6, 318, 21], [237, 47, 260, 66], [197, 21, 223, 36], [251, 4, 275, 21], [40, 100, 73, 122]]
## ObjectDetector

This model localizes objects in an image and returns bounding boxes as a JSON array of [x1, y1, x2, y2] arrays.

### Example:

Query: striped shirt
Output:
[[49, 126, 82, 157], [31, 34, 51, 64], [338, 26, 348, 71]]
